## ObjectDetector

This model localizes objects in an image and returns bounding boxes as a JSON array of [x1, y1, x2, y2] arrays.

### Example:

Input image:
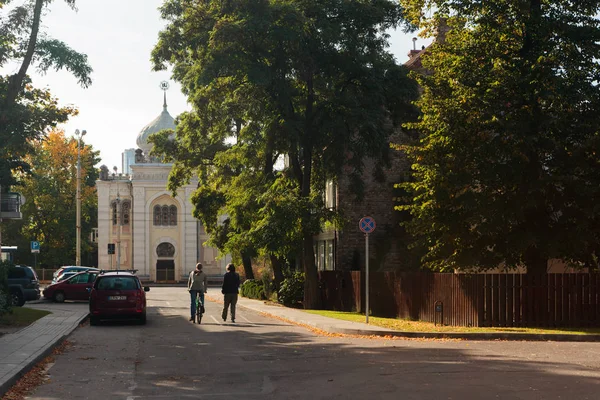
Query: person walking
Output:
[[221, 263, 240, 323], [188, 263, 208, 322]]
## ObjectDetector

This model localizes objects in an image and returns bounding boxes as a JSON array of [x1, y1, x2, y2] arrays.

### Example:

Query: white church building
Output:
[[96, 92, 229, 282]]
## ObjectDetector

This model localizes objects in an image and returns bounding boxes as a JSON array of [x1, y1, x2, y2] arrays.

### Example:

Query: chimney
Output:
[[408, 37, 421, 59]]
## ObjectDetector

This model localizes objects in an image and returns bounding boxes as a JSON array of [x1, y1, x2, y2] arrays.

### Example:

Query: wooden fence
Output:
[[318, 271, 600, 327]]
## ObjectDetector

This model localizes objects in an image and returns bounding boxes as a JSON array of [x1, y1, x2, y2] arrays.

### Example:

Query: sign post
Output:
[[359, 216, 376, 323], [108, 243, 115, 270], [31, 241, 40, 270]]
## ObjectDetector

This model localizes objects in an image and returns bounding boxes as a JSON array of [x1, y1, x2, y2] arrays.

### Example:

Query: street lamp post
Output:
[[115, 194, 121, 271], [75, 129, 87, 266]]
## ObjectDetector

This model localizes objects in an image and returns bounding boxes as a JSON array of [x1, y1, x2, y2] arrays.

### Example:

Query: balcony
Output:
[[0, 192, 23, 219]]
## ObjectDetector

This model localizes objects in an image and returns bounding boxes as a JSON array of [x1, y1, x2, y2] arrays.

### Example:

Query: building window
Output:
[[326, 241, 334, 271], [157, 242, 175, 257], [161, 205, 169, 226], [153, 205, 161, 225], [325, 180, 336, 210], [319, 242, 325, 270], [314, 239, 335, 271], [121, 201, 131, 225], [111, 202, 118, 225], [169, 205, 177, 226], [153, 204, 178, 226]]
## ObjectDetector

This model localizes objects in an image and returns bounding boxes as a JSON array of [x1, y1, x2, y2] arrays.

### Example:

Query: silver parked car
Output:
[[52, 266, 100, 284]]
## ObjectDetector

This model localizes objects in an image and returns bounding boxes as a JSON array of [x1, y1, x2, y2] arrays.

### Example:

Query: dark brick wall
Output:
[[334, 131, 414, 272]]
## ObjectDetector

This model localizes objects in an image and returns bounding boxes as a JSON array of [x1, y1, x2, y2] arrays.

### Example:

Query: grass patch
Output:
[[0, 307, 51, 328], [304, 310, 600, 335]]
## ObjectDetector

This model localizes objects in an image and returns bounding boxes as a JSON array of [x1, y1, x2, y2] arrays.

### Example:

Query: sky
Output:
[[4, 0, 430, 172]]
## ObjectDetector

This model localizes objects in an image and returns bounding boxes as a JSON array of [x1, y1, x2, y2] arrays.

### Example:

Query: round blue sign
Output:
[[359, 216, 376, 234]]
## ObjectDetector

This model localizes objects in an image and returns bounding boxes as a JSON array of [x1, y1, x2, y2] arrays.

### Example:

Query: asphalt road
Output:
[[26, 287, 600, 400]]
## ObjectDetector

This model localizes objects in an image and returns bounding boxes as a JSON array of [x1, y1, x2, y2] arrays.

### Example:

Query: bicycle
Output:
[[194, 291, 205, 324]]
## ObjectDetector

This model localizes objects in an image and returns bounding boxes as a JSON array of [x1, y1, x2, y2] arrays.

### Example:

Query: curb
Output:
[[237, 302, 600, 342], [326, 327, 600, 342], [0, 313, 89, 397]]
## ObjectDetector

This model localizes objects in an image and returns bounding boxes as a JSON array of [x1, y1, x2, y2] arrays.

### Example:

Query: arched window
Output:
[[111, 202, 117, 225], [169, 205, 177, 226], [153, 204, 178, 226], [157, 242, 175, 257], [161, 205, 169, 226], [153, 205, 161, 226], [121, 201, 131, 225]]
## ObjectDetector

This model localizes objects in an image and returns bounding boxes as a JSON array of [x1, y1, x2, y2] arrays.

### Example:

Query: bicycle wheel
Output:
[[196, 296, 202, 324]]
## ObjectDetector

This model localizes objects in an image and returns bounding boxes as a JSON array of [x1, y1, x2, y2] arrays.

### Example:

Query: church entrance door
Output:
[[156, 260, 175, 282]]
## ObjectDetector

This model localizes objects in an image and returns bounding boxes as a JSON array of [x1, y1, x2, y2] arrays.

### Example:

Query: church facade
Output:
[[96, 94, 228, 282]]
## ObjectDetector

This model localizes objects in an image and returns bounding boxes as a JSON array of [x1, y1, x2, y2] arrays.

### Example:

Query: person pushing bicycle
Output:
[[187, 263, 208, 322]]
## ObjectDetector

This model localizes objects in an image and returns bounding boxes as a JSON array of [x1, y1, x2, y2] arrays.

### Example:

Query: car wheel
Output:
[[89, 316, 100, 326], [53, 291, 66, 303], [10, 290, 25, 307], [138, 314, 147, 325]]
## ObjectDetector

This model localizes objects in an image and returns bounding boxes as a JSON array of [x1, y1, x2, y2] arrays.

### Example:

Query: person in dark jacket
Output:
[[221, 263, 240, 323]]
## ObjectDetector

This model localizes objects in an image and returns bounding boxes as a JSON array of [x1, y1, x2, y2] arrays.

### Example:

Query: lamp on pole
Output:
[[75, 129, 87, 265]]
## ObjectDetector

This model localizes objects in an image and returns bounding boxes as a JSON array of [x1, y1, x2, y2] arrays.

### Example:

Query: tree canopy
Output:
[[0, 0, 92, 188], [2, 129, 100, 267], [398, 1, 600, 273], [152, 0, 418, 307]]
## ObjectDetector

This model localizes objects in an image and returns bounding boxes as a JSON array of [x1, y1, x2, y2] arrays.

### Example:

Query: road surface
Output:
[[25, 287, 600, 399]]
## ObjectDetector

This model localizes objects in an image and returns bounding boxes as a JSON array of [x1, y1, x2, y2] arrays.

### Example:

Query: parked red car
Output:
[[43, 270, 99, 302], [88, 271, 149, 325]]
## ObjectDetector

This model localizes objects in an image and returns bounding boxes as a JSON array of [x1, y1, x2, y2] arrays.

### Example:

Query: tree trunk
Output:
[[299, 140, 321, 308], [300, 72, 321, 309], [3, 0, 45, 108], [241, 251, 254, 280], [269, 254, 285, 289], [302, 227, 321, 309]]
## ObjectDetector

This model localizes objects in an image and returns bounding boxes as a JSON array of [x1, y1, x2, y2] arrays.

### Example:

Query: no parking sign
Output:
[[359, 216, 376, 324], [359, 216, 376, 234]]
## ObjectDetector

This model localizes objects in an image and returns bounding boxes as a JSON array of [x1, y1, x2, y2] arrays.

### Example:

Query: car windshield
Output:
[[58, 273, 75, 281], [96, 276, 139, 290]]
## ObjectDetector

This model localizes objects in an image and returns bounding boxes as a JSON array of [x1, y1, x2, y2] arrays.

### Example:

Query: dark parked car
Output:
[[7, 265, 41, 306], [43, 270, 99, 302], [88, 271, 149, 325]]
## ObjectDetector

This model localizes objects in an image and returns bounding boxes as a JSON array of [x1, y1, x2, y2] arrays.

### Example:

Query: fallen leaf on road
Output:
[[3, 340, 72, 400]]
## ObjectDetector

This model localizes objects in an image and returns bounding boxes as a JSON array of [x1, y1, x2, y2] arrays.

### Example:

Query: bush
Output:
[[260, 269, 275, 300], [278, 271, 304, 307], [240, 279, 266, 300]]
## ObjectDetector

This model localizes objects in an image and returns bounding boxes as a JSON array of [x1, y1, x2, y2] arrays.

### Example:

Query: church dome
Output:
[[136, 94, 176, 154]]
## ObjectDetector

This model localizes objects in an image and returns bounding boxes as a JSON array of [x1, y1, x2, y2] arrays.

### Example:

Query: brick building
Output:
[[314, 131, 415, 273], [313, 46, 426, 273]]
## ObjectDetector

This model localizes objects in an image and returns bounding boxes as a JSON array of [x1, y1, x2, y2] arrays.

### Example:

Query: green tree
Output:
[[0, 0, 92, 187], [398, 1, 600, 273], [3, 130, 100, 267], [151, 0, 417, 307]]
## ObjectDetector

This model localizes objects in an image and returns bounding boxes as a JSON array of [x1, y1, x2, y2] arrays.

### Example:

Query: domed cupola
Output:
[[136, 92, 176, 155]]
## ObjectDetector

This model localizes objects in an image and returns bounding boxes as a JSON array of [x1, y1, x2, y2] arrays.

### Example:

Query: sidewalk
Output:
[[230, 292, 396, 336], [227, 291, 600, 343], [0, 302, 89, 397]]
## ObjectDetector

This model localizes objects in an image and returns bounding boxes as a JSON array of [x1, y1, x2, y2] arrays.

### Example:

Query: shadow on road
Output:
[[128, 308, 600, 398], [29, 303, 600, 400]]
